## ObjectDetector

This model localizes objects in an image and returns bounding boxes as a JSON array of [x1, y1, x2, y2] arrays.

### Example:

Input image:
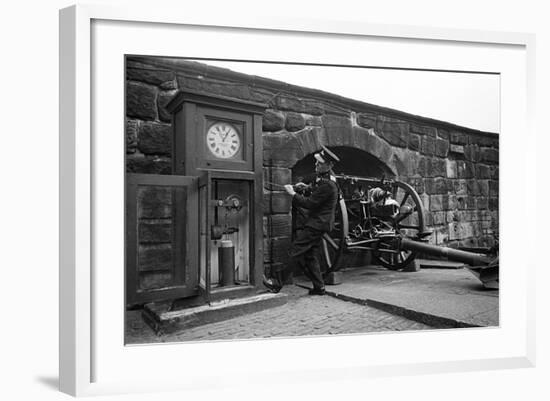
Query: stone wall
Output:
[[126, 56, 499, 273]]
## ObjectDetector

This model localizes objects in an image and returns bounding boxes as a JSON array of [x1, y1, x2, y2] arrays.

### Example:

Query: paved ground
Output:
[[313, 265, 499, 327], [126, 284, 433, 344]]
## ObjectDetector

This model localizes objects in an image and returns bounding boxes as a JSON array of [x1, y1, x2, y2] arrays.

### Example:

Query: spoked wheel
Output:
[[373, 180, 426, 270], [321, 197, 349, 274]]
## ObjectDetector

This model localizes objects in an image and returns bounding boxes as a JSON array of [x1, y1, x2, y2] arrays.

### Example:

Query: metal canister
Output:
[[218, 239, 235, 286]]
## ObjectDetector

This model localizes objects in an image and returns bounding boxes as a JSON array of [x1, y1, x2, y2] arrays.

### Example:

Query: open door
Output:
[[126, 174, 199, 306]]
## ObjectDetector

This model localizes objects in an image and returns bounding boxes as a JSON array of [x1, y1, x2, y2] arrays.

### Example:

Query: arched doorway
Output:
[[291, 146, 395, 273]]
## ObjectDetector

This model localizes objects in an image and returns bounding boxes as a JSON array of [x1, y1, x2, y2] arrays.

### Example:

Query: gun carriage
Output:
[[294, 174, 499, 289]]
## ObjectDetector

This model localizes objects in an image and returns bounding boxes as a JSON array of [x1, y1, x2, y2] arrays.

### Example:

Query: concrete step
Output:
[[143, 292, 288, 335]]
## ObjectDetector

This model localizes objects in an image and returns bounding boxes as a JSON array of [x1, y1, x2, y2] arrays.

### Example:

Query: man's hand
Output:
[[284, 184, 296, 196]]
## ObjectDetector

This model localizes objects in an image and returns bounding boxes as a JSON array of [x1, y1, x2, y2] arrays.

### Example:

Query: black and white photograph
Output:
[[124, 56, 500, 344], [4, 0, 549, 399]]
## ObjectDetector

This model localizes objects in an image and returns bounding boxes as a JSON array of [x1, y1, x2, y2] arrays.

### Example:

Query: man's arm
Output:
[[291, 182, 334, 210]]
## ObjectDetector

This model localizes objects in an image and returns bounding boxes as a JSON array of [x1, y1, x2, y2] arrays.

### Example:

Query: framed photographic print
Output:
[[59, 3, 535, 397]]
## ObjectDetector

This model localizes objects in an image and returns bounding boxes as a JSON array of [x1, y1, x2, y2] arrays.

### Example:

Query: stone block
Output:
[[126, 66, 175, 86], [126, 155, 172, 175], [467, 196, 477, 210], [263, 110, 285, 132], [175, 76, 203, 93], [322, 114, 352, 146], [426, 157, 446, 178], [466, 179, 481, 196], [446, 160, 457, 178], [425, 178, 448, 195], [457, 195, 473, 210], [138, 244, 172, 271], [362, 130, 395, 167], [457, 161, 475, 179], [407, 177, 425, 195], [437, 128, 449, 140], [263, 167, 292, 191], [126, 81, 157, 121], [433, 211, 447, 225], [447, 194, 458, 210], [157, 90, 177, 122], [450, 131, 468, 145], [410, 123, 436, 137], [159, 80, 177, 90], [356, 112, 377, 129], [263, 133, 303, 167], [305, 115, 323, 127], [266, 214, 292, 238], [296, 127, 327, 155], [479, 147, 499, 164], [449, 144, 465, 155], [421, 136, 436, 155], [409, 134, 421, 151], [390, 149, 408, 176], [453, 179, 468, 195], [446, 211, 457, 223], [435, 138, 449, 158], [470, 134, 499, 148], [404, 151, 422, 177], [285, 112, 306, 132], [430, 195, 444, 211], [464, 144, 480, 162], [376, 116, 409, 148], [275, 94, 304, 112], [302, 100, 325, 116], [458, 238, 478, 248], [475, 197, 489, 210], [263, 191, 292, 215], [478, 180, 489, 196], [432, 226, 450, 245], [420, 193, 430, 212], [201, 81, 251, 100], [476, 164, 491, 179], [138, 122, 172, 155], [126, 119, 139, 154], [447, 222, 474, 241]]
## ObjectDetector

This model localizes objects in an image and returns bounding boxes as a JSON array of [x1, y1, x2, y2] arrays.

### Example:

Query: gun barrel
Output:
[[400, 238, 491, 266]]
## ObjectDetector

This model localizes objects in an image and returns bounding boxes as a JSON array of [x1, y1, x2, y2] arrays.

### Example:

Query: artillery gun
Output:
[[316, 174, 499, 289]]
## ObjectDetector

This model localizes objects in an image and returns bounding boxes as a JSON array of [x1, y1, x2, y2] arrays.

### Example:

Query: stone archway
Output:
[[292, 146, 396, 181], [263, 125, 399, 176], [290, 145, 395, 272]]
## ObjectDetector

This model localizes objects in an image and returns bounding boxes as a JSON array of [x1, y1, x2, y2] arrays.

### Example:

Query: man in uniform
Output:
[[263, 145, 340, 295]]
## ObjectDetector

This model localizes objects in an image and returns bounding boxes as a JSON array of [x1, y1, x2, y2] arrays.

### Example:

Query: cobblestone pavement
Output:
[[125, 285, 433, 344]]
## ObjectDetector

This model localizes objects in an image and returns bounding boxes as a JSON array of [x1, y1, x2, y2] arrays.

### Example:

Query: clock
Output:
[[167, 90, 265, 173], [206, 121, 241, 159]]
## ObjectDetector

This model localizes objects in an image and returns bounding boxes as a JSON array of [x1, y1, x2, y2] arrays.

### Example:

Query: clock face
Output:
[[206, 122, 241, 159]]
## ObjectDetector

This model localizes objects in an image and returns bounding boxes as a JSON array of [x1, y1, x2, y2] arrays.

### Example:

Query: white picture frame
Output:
[[59, 4, 536, 397]]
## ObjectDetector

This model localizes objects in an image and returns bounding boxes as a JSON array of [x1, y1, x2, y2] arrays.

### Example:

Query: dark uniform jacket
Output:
[[292, 176, 339, 233]]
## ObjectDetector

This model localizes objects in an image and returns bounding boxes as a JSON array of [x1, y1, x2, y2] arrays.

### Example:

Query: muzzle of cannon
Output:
[[400, 238, 499, 289]]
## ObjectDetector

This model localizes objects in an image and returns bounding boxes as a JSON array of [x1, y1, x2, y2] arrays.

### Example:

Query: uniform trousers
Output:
[[287, 226, 325, 290]]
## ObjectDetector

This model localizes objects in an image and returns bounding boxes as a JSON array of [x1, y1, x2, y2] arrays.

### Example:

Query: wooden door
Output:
[[126, 174, 199, 306]]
